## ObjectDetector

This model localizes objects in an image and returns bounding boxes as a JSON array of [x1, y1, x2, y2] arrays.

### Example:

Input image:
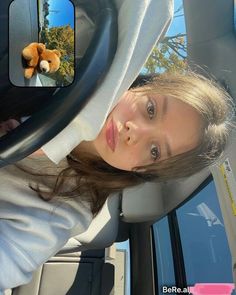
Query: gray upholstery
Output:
[[9, 0, 39, 86], [184, 0, 236, 98], [12, 258, 114, 295], [61, 193, 121, 252], [121, 169, 210, 223]]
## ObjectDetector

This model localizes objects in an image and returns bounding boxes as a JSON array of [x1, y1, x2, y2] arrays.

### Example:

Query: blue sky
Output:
[[47, 0, 74, 28], [141, 0, 186, 74], [167, 0, 186, 36]]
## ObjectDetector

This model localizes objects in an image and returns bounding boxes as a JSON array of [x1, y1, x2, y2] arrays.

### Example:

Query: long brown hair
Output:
[[32, 71, 235, 216]]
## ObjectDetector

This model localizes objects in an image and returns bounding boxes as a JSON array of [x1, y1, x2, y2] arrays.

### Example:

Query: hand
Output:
[[0, 119, 20, 134], [0, 119, 45, 157]]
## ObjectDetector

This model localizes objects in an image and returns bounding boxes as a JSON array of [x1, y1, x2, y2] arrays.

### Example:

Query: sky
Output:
[[167, 0, 186, 36], [47, 0, 74, 28], [141, 0, 186, 74]]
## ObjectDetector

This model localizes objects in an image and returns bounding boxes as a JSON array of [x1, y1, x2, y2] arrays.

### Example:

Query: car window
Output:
[[234, 3, 236, 29], [152, 217, 176, 290], [177, 180, 234, 285], [153, 179, 236, 295], [38, 0, 75, 87], [143, 0, 186, 74], [115, 240, 131, 295]]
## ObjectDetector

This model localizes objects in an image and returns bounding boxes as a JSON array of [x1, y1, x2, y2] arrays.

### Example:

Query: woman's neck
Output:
[[72, 140, 99, 158]]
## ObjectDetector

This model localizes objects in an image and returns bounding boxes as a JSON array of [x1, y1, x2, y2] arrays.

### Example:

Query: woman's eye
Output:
[[146, 99, 156, 119], [150, 144, 160, 161]]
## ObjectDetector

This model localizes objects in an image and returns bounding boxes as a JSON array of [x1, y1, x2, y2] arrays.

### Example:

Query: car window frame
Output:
[[151, 175, 217, 291]]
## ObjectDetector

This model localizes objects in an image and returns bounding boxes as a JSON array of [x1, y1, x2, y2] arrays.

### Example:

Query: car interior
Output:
[[1, 0, 236, 294]]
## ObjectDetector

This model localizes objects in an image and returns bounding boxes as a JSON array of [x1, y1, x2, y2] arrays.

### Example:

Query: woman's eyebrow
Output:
[[161, 96, 172, 158], [161, 95, 168, 119]]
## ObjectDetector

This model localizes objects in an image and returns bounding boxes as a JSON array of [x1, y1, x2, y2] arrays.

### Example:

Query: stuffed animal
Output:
[[22, 42, 61, 79]]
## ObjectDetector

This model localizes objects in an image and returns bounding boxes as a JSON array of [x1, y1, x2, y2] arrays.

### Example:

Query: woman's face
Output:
[[90, 90, 203, 171]]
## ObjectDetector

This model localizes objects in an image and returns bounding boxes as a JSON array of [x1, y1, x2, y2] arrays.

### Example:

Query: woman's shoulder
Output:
[[1, 154, 68, 177], [0, 155, 75, 210], [0, 156, 92, 290], [0, 155, 92, 230]]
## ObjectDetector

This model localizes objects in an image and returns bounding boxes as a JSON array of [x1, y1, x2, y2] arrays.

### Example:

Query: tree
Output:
[[44, 18, 49, 27], [144, 6, 187, 73], [40, 25, 75, 86]]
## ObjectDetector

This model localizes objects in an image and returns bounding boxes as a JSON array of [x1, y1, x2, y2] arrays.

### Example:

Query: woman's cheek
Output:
[[127, 149, 142, 169]]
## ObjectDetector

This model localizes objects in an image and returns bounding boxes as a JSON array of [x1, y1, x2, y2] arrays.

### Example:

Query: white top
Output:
[[0, 157, 93, 292], [42, 0, 174, 164]]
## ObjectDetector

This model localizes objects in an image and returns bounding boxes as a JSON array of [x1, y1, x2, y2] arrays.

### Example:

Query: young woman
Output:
[[0, 71, 234, 292], [45, 71, 235, 214]]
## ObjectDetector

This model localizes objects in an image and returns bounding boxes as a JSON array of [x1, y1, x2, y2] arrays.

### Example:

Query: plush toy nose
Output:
[[39, 60, 50, 73]]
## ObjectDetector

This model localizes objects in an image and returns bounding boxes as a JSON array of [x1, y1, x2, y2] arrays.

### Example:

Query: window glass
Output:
[[153, 217, 175, 293], [142, 0, 186, 74], [38, 0, 75, 86], [234, 2, 236, 29], [115, 240, 131, 295], [176, 180, 235, 286]]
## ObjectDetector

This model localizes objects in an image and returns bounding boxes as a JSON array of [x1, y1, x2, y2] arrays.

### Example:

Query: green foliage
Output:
[[144, 34, 187, 74], [144, 3, 187, 74], [40, 25, 74, 86]]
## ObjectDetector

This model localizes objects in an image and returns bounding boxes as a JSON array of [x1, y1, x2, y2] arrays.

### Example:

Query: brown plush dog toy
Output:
[[22, 42, 61, 79]]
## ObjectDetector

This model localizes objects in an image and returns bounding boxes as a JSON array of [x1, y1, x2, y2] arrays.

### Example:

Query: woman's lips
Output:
[[106, 118, 117, 152]]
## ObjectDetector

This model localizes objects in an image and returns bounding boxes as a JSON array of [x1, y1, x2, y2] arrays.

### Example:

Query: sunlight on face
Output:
[[87, 90, 203, 171]]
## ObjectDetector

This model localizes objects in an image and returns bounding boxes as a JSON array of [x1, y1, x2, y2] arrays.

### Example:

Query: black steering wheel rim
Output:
[[0, 0, 118, 167]]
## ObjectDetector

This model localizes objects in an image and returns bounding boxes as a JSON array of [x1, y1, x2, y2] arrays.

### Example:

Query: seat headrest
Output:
[[121, 168, 210, 223]]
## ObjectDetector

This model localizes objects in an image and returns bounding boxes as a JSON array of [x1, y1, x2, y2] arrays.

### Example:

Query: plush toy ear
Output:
[[37, 43, 46, 54], [53, 50, 61, 58]]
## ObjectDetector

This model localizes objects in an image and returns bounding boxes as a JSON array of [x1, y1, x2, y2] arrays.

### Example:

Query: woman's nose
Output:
[[124, 120, 145, 145]]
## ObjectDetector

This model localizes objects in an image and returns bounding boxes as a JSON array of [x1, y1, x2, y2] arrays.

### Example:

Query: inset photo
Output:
[[9, 0, 75, 87]]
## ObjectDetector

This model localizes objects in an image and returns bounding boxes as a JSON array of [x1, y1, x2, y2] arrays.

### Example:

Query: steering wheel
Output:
[[0, 0, 118, 167]]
